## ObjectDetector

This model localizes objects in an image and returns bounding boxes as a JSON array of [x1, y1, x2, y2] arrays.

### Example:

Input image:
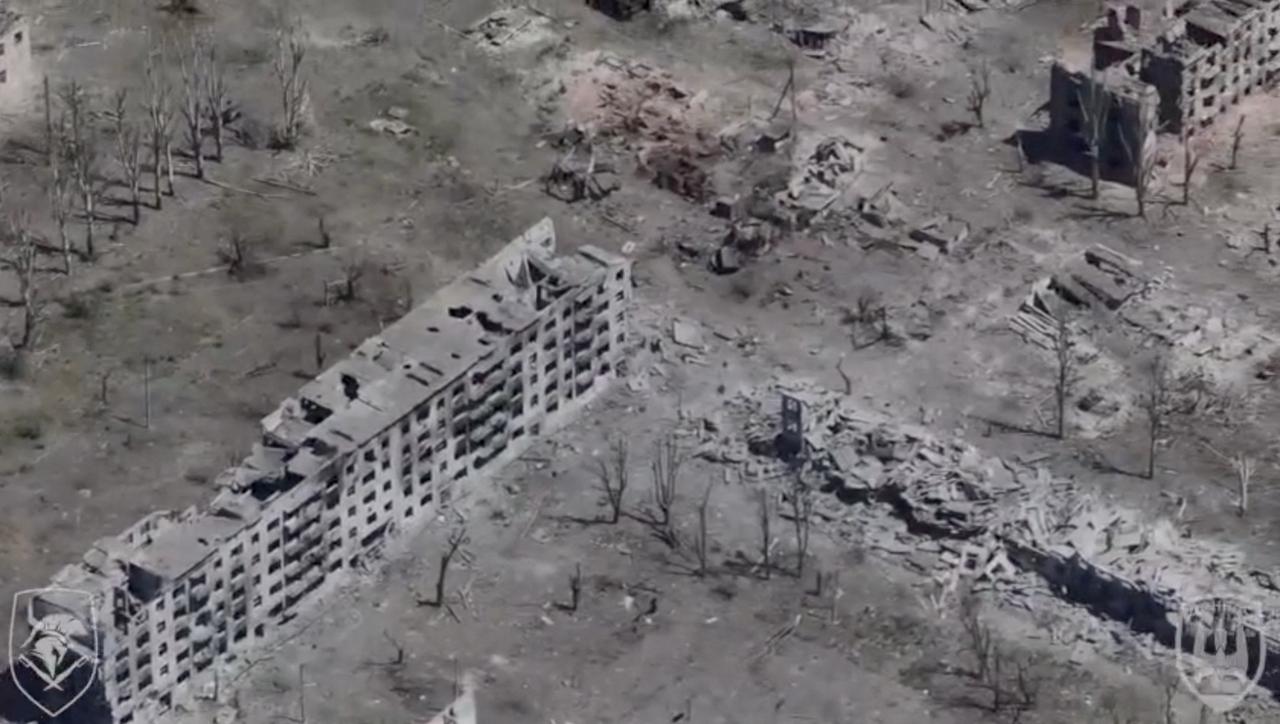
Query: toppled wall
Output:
[[4, 219, 632, 724]]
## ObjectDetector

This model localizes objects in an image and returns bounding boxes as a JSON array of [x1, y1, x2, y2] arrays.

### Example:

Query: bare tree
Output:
[[1230, 114, 1246, 170], [204, 42, 229, 162], [43, 76, 54, 168], [1077, 68, 1109, 200], [966, 61, 991, 129], [1142, 352, 1171, 480], [0, 213, 42, 350], [1053, 311, 1075, 440], [48, 123, 74, 274], [788, 474, 813, 580], [650, 434, 680, 539], [426, 526, 469, 608], [335, 254, 367, 303], [1119, 112, 1159, 219], [757, 487, 773, 580], [272, 22, 311, 149], [218, 230, 254, 280], [179, 32, 208, 179], [144, 43, 176, 209], [1180, 128, 1201, 206], [111, 90, 144, 225], [1206, 445, 1258, 517], [595, 437, 629, 524], [959, 588, 993, 683], [557, 563, 583, 613], [694, 483, 713, 577], [59, 80, 101, 259], [317, 214, 331, 249]]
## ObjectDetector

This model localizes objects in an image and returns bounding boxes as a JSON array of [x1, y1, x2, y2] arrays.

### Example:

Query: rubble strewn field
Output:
[[7, 0, 1280, 721]]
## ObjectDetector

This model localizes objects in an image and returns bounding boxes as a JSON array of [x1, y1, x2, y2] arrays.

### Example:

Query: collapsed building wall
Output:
[[9, 219, 631, 724], [1048, 0, 1280, 181], [732, 384, 1280, 700], [1048, 63, 1160, 186], [0, 5, 33, 109]]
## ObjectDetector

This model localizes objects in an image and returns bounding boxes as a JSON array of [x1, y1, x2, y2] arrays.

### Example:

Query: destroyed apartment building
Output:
[[0, 3, 32, 108], [14, 218, 631, 723], [1049, 0, 1280, 181]]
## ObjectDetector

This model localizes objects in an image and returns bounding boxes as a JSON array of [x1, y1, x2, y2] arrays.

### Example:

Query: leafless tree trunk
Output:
[[49, 125, 73, 274], [179, 32, 207, 179], [789, 474, 813, 580], [204, 42, 228, 162], [43, 76, 54, 168], [650, 434, 680, 533], [1, 213, 42, 350], [565, 563, 582, 613], [694, 482, 712, 577], [59, 80, 100, 260], [966, 61, 991, 129], [1053, 312, 1075, 440], [595, 437, 628, 523], [1230, 114, 1246, 170], [111, 90, 144, 225], [272, 22, 311, 149], [144, 43, 175, 209], [960, 589, 993, 684], [1119, 112, 1159, 219], [758, 487, 773, 580], [218, 230, 253, 280], [429, 527, 469, 608], [1180, 129, 1201, 206], [1142, 352, 1170, 480], [1077, 68, 1109, 200], [1206, 445, 1257, 517], [317, 214, 331, 248]]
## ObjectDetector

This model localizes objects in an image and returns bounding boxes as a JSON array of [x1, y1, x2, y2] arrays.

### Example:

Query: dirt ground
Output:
[[4, 0, 1280, 720]]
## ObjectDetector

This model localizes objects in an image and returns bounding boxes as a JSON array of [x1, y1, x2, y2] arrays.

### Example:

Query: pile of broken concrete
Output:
[[721, 383, 1280, 652]]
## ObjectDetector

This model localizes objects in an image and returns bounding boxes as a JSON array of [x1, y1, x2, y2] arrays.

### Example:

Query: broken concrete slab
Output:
[[672, 318, 705, 348]]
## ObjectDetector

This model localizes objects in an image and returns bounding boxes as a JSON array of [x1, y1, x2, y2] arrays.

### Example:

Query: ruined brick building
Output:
[[15, 219, 631, 723], [1049, 0, 1280, 181], [0, 5, 32, 109]]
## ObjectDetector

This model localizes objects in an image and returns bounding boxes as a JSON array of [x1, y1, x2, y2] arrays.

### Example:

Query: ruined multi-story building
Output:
[[1049, 0, 1280, 181], [14, 219, 631, 723], [0, 5, 32, 108]]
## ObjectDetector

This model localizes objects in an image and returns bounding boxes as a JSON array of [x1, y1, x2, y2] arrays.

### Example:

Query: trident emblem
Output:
[[1174, 595, 1268, 714]]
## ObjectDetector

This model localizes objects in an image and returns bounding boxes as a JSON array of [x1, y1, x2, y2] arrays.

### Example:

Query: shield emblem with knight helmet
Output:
[[8, 587, 101, 718]]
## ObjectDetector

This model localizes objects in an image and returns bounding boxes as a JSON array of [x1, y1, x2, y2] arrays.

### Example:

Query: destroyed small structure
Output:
[[0, 5, 32, 108], [585, 0, 652, 21], [6, 219, 631, 723], [1049, 0, 1280, 181]]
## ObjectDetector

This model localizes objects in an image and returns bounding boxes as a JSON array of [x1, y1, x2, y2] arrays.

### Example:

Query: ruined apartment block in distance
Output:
[[1049, 0, 1280, 181], [0, 4, 32, 108], [22, 219, 631, 723]]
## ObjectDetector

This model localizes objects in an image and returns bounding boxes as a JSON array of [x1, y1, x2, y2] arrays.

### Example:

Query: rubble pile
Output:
[[564, 53, 720, 200], [467, 7, 557, 52], [723, 383, 1280, 675], [779, 137, 864, 226]]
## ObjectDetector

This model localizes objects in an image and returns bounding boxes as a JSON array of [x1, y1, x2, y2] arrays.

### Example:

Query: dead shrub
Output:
[[10, 413, 45, 440], [884, 75, 917, 100]]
